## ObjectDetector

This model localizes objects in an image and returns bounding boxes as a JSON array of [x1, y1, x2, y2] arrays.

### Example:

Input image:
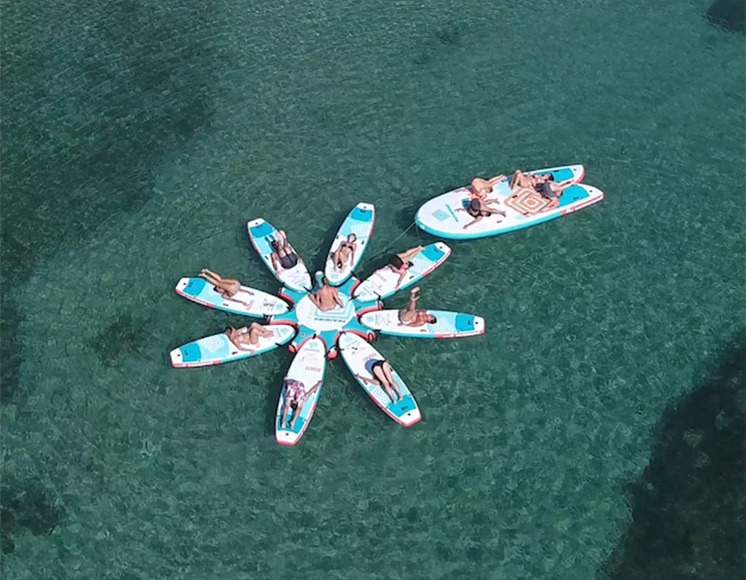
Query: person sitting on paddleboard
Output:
[[309, 276, 344, 311], [332, 234, 358, 271], [269, 230, 300, 272], [281, 378, 322, 430], [199, 268, 255, 307], [225, 323, 274, 353], [355, 359, 402, 404], [388, 246, 424, 290], [456, 198, 506, 229], [398, 287, 437, 327]]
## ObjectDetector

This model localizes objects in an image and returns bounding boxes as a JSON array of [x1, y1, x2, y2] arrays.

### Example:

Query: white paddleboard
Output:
[[170, 325, 295, 368], [324, 203, 375, 286], [247, 218, 312, 292], [353, 242, 451, 302], [337, 333, 421, 426], [360, 310, 485, 339], [275, 337, 327, 446], [175, 277, 289, 317], [416, 165, 603, 240]]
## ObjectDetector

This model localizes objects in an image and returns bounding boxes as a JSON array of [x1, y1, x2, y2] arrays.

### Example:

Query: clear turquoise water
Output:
[[2, 0, 744, 578]]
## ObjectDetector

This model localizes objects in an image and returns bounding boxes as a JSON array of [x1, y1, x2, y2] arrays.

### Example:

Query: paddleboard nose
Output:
[[169, 348, 183, 368]]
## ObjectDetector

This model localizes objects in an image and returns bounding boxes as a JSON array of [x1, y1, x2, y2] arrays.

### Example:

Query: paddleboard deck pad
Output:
[[337, 332, 421, 426], [170, 325, 295, 368], [175, 277, 289, 317], [324, 203, 375, 287], [353, 242, 451, 302], [416, 165, 604, 240], [275, 337, 327, 446], [247, 218, 313, 292], [360, 310, 485, 339]]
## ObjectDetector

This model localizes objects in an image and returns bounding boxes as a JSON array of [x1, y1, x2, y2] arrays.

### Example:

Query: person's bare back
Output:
[[310, 276, 344, 311]]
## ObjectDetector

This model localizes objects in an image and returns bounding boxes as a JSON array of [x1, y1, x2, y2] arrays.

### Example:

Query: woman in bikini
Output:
[[332, 234, 358, 271], [456, 198, 506, 229], [398, 287, 437, 327], [270, 230, 300, 273], [281, 378, 322, 430], [470, 174, 507, 200], [199, 269, 255, 308], [509, 169, 552, 190], [355, 359, 402, 404], [225, 323, 274, 352]]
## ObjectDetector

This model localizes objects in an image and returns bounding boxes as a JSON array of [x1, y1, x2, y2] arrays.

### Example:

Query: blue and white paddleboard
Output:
[[275, 337, 327, 446], [324, 203, 375, 286], [175, 277, 289, 317], [353, 242, 451, 302], [359, 310, 485, 339], [170, 324, 295, 368], [416, 165, 603, 240], [247, 218, 313, 293], [337, 332, 421, 427]]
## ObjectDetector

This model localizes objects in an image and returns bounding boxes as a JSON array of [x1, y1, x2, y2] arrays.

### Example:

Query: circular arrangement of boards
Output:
[[169, 164, 604, 446]]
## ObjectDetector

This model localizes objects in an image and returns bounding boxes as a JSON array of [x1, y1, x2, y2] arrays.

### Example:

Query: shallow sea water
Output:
[[2, 0, 744, 578]]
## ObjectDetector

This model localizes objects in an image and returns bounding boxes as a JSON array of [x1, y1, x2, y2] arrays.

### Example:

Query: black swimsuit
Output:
[[280, 253, 299, 269]]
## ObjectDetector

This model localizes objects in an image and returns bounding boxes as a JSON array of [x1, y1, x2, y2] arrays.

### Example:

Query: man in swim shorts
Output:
[[309, 276, 344, 311], [398, 287, 437, 327], [270, 230, 300, 272], [355, 359, 402, 404], [456, 198, 506, 229], [280, 378, 322, 430], [388, 245, 424, 291]]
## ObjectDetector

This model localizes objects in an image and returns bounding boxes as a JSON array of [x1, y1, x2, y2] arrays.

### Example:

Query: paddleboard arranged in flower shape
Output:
[[170, 203, 485, 446]]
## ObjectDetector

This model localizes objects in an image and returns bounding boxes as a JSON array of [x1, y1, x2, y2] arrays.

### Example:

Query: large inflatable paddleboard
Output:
[[175, 277, 289, 317], [324, 203, 375, 286], [337, 333, 421, 426], [416, 165, 603, 240], [360, 310, 485, 339], [353, 242, 451, 302], [275, 337, 327, 446], [247, 218, 313, 293], [170, 325, 295, 368]]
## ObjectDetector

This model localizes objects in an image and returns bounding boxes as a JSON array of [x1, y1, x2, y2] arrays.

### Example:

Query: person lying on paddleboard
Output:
[[355, 359, 402, 404], [456, 198, 506, 229], [398, 287, 437, 327], [281, 378, 322, 430], [269, 230, 300, 273], [225, 323, 274, 352], [332, 234, 358, 271], [310, 276, 344, 311], [388, 245, 424, 290], [199, 269, 254, 306], [507, 177, 576, 216], [509, 170, 554, 190], [470, 174, 507, 199]]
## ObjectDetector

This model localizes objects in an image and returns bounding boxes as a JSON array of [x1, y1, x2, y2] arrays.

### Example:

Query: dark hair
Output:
[[546, 173, 555, 181], [429, 315, 438, 323], [348, 233, 357, 241], [270, 240, 279, 251], [290, 401, 298, 410], [321, 276, 329, 286], [470, 198, 482, 211]]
